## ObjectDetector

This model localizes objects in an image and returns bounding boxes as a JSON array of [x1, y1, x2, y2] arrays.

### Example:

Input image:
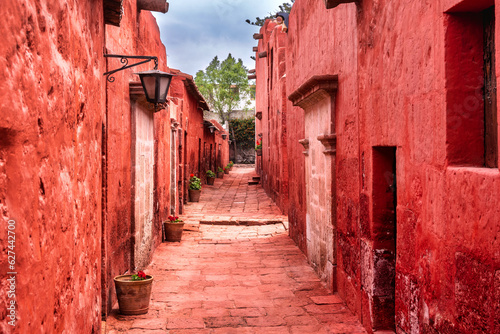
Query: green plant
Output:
[[218, 167, 224, 173], [255, 138, 262, 150], [225, 164, 231, 170], [229, 161, 234, 167], [167, 215, 183, 223], [189, 174, 202, 190], [131, 271, 147, 281], [206, 170, 216, 178]]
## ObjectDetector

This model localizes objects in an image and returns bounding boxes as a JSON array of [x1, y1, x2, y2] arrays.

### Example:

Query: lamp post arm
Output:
[[103, 54, 159, 82]]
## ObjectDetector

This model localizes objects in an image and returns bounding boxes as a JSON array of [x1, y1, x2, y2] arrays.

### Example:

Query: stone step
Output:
[[248, 180, 259, 185], [200, 220, 284, 226], [252, 176, 261, 181]]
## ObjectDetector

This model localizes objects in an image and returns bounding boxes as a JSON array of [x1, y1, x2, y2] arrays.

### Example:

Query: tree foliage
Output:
[[195, 54, 252, 125], [245, 1, 295, 26]]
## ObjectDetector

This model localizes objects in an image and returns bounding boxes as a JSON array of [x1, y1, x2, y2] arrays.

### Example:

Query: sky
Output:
[[153, 0, 287, 77]]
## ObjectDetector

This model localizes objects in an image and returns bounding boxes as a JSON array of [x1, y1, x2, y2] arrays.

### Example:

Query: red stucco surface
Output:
[[0, 0, 105, 332], [102, 7, 169, 316], [0, 0, 220, 331], [256, 0, 500, 333], [167, 71, 229, 210], [254, 21, 289, 216]]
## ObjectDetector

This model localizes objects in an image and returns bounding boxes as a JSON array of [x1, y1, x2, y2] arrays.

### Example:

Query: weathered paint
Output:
[[0, 0, 104, 332], [254, 20, 289, 215], [102, 4, 170, 316], [1, 0, 221, 332], [257, 0, 500, 333]]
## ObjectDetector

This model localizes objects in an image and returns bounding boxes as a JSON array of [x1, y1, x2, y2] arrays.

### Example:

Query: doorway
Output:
[[371, 146, 397, 331]]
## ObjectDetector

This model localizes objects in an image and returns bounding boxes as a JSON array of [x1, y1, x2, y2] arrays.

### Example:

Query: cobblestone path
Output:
[[105, 166, 367, 334]]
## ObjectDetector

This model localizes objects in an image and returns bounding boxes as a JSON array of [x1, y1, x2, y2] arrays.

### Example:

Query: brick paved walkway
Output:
[[105, 166, 366, 334], [181, 165, 287, 225]]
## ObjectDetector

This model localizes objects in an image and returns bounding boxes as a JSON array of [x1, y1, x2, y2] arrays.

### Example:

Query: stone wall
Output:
[[0, 0, 104, 332], [257, 0, 500, 333]]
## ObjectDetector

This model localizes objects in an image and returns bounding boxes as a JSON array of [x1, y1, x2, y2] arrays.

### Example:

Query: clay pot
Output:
[[189, 188, 201, 202], [163, 222, 185, 242], [224, 169, 229, 174], [256, 149, 262, 156], [114, 275, 153, 315], [217, 171, 224, 179], [207, 177, 215, 185]]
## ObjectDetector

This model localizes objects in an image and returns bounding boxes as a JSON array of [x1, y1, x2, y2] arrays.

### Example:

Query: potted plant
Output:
[[228, 161, 234, 170], [114, 270, 153, 315], [224, 165, 230, 174], [206, 170, 216, 185], [188, 174, 202, 202], [217, 167, 224, 179], [163, 215, 184, 242], [255, 139, 262, 156]]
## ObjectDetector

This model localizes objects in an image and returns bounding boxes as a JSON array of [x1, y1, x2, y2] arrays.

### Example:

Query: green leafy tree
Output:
[[195, 54, 252, 125], [245, 1, 294, 26]]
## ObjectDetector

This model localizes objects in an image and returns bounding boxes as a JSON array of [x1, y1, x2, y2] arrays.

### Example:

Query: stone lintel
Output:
[[129, 82, 153, 112], [298, 139, 310, 156], [317, 134, 337, 155], [288, 75, 338, 110], [324, 0, 357, 9]]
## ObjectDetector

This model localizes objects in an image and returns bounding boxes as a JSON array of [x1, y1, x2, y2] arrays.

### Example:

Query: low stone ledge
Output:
[[200, 220, 285, 226]]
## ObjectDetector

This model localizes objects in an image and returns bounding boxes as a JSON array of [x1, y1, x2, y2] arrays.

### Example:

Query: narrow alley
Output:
[[104, 166, 366, 334]]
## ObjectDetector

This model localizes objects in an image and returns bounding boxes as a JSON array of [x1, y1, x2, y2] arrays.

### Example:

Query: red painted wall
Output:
[[254, 21, 289, 215], [202, 120, 230, 180], [102, 4, 170, 316], [1, 0, 216, 331], [0, 0, 104, 332], [257, 0, 500, 333], [164, 71, 229, 209]]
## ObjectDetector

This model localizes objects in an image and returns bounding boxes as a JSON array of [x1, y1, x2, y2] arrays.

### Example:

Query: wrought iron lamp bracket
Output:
[[104, 54, 158, 82]]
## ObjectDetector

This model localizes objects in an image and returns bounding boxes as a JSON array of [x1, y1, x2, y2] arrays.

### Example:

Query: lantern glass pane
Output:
[[142, 76, 157, 100], [158, 76, 171, 102]]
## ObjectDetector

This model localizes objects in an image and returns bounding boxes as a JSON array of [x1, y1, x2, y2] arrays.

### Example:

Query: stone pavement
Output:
[[104, 166, 367, 334], [181, 165, 287, 226]]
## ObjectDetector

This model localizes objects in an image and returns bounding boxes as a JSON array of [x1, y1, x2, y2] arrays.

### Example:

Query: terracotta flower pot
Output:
[[217, 171, 224, 179], [224, 169, 229, 174], [207, 177, 215, 185], [256, 149, 262, 156], [163, 222, 185, 242], [189, 188, 201, 202], [114, 275, 153, 315]]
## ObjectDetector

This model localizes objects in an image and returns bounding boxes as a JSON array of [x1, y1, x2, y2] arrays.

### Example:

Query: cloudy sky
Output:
[[153, 0, 287, 76]]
